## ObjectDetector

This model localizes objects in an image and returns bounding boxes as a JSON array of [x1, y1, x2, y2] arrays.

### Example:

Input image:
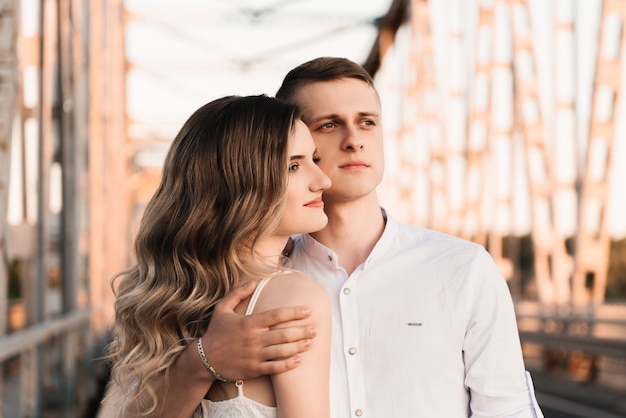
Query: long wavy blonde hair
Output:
[[107, 95, 299, 415]]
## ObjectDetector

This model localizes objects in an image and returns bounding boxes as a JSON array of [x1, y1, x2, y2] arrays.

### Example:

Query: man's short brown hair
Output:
[[276, 57, 377, 104]]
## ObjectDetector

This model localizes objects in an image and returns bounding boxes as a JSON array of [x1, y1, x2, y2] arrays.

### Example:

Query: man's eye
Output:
[[313, 156, 321, 164], [322, 122, 335, 129]]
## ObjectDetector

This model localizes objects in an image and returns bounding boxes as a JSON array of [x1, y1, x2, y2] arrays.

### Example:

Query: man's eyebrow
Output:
[[308, 111, 380, 124], [307, 114, 339, 124]]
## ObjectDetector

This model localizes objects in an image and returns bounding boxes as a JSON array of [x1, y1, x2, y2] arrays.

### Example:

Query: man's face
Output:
[[295, 78, 384, 204]]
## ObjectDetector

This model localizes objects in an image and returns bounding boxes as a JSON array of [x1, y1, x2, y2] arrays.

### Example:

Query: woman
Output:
[[107, 95, 332, 417]]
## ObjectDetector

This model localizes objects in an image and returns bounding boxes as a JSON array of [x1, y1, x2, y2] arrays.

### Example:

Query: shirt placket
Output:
[[340, 269, 367, 417]]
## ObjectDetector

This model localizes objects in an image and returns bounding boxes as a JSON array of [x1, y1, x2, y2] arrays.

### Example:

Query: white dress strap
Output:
[[245, 278, 272, 315], [245, 271, 290, 316]]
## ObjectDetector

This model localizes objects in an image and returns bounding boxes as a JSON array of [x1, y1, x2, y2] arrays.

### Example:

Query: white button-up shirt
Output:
[[290, 214, 543, 418]]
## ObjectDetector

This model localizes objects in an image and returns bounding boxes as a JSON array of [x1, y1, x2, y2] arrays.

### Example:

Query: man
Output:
[[111, 57, 542, 417], [272, 57, 543, 417]]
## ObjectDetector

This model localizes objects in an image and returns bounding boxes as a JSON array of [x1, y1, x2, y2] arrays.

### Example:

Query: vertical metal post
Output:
[[464, 0, 494, 247], [573, 0, 626, 305], [0, 0, 19, 412]]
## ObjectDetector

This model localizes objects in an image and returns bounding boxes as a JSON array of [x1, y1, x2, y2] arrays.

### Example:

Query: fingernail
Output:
[[302, 307, 311, 316], [309, 326, 317, 337]]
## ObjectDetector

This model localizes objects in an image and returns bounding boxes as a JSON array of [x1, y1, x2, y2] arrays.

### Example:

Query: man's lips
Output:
[[304, 197, 324, 208], [340, 160, 369, 169]]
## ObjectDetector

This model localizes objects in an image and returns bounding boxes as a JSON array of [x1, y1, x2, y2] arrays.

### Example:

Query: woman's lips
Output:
[[304, 197, 324, 208]]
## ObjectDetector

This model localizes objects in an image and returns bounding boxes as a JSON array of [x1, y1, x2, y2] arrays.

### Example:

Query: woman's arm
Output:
[[263, 273, 332, 418]]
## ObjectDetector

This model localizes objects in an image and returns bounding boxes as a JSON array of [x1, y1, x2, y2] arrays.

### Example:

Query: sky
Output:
[[124, 0, 393, 150]]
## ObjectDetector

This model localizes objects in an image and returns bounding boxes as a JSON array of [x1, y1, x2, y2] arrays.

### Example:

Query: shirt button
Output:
[[343, 288, 351, 295], [355, 409, 363, 416], [328, 255, 333, 261], [348, 347, 357, 355]]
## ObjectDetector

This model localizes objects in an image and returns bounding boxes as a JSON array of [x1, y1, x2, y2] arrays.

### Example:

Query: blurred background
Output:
[[1, 0, 625, 417]]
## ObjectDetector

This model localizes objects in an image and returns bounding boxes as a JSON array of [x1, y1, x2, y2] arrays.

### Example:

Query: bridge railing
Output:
[[0, 306, 108, 417], [516, 301, 626, 387]]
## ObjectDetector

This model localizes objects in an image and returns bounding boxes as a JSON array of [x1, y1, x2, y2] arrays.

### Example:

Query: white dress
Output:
[[201, 277, 278, 418]]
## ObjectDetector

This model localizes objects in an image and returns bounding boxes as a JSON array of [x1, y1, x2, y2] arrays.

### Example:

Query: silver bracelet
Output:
[[196, 337, 231, 382]]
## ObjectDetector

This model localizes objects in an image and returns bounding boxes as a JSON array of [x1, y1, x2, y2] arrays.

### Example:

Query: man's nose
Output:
[[342, 126, 364, 151]]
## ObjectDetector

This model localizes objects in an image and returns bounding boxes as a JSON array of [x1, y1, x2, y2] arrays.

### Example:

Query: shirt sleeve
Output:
[[463, 247, 544, 418]]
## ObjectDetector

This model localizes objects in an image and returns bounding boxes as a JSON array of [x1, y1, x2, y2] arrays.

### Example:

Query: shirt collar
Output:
[[296, 232, 337, 266], [295, 207, 398, 267], [366, 208, 397, 265]]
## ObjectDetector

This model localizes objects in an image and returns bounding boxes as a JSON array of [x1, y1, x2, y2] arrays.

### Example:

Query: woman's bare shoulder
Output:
[[255, 270, 329, 313]]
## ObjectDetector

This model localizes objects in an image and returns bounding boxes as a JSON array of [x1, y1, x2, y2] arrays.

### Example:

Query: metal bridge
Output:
[[1, 0, 625, 417]]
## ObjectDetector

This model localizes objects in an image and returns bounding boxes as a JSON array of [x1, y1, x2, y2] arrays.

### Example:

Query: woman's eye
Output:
[[288, 163, 299, 173]]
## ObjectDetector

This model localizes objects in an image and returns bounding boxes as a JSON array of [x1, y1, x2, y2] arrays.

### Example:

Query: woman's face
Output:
[[276, 120, 331, 236]]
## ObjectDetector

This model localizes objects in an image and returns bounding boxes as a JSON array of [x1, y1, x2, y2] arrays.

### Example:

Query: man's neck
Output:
[[311, 195, 386, 275]]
